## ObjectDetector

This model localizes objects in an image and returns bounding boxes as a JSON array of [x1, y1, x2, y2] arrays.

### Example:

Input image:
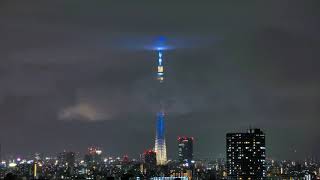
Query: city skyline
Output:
[[1, 1, 320, 162], [0, 129, 318, 179], [0, 128, 312, 162]]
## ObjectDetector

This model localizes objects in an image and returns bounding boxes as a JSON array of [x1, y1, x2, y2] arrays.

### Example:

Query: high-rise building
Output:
[[143, 150, 157, 167], [226, 128, 266, 180], [57, 151, 76, 178], [84, 147, 102, 165], [154, 51, 167, 165], [58, 151, 75, 167], [143, 150, 157, 170], [178, 137, 194, 165]]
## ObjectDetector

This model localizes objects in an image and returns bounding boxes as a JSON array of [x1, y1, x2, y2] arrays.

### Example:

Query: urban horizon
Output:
[[1, 128, 319, 179], [1, 1, 320, 179], [0, 127, 317, 161]]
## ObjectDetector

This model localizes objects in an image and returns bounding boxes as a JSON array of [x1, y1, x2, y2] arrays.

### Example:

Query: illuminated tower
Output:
[[154, 51, 167, 165]]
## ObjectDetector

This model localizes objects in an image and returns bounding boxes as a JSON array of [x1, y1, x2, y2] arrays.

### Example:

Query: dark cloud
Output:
[[0, 1, 319, 160]]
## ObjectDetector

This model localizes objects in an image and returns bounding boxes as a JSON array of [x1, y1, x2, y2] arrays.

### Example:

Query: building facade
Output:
[[58, 151, 75, 167], [143, 150, 157, 170], [178, 137, 194, 166], [226, 128, 266, 179], [84, 147, 102, 165]]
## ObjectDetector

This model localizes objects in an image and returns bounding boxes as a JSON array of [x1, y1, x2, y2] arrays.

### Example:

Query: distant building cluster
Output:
[[0, 129, 319, 179]]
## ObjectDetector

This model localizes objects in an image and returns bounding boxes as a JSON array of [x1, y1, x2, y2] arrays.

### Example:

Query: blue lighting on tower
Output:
[[154, 48, 167, 165], [156, 112, 165, 140], [158, 51, 162, 65], [157, 50, 164, 83], [153, 36, 171, 51]]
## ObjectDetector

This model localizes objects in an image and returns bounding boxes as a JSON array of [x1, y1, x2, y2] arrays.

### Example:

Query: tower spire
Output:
[[157, 51, 164, 83]]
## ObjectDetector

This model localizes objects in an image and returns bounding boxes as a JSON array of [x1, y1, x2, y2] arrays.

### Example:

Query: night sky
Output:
[[1, 1, 320, 160]]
